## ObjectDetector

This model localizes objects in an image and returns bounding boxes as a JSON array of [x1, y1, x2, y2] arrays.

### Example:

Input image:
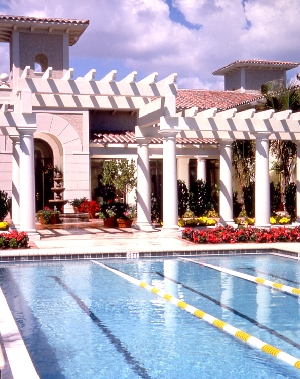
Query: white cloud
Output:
[[0, 0, 299, 89]]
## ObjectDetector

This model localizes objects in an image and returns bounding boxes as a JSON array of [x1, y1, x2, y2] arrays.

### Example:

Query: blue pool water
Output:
[[1, 254, 300, 378]]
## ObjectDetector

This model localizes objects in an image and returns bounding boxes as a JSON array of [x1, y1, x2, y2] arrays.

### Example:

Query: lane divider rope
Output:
[[91, 260, 300, 371], [181, 257, 300, 297]]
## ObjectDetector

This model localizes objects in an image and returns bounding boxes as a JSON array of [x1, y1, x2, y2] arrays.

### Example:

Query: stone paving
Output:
[[1, 220, 300, 259]]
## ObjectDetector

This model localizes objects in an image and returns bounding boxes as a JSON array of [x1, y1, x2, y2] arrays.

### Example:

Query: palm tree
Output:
[[261, 79, 300, 189]]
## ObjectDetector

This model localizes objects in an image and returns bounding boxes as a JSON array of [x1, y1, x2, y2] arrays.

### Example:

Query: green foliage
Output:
[[0, 190, 10, 221], [269, 141, 296, 191], [37, 208, 59, 224], [262, 80, 300, 112], [68, 197, 87, 207], [232, 141, 256, 189], [285, 182, 296, 221], [177, 180, 189, 217], [189, 180, 212, 217], [233, 191, 242, 218], [261, 80, 300, 200], [101, 159, 137, 200], [270, 182, 281, 215], [151, 194, 160, 223], [243, 182, 255, 217], [9, 238, 17, 248]]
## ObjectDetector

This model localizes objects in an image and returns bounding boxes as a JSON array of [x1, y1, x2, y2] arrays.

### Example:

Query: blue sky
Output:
[[0, 0, 299, 89]]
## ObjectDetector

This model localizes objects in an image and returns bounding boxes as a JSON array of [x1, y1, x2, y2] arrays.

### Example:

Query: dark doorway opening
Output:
[[34, 139, 54, 211]]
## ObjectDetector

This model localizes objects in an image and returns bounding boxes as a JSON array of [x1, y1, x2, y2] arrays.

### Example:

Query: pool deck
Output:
[[1, 220, 300, 260]]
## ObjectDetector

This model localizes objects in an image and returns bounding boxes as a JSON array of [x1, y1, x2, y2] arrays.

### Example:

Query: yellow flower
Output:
[[270, 217, 277, 224], [178, 218, 185, 227], [279, 217, 290, 225], [206, 219, 216, 226], [198, 216, 208, 225], [0, 221, 9, 230]]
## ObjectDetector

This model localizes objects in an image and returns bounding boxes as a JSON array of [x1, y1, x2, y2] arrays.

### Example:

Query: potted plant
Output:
[[116, 203, 136, 228], [99, 202, 118, 227], [37, 207, 60, 224], [78, 199, 100, 219], [69, 197, 87, 213], [101, 159, 137, 202]]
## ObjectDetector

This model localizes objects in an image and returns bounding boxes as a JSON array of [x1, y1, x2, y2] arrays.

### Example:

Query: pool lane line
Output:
[[155, 271, 300, 351], [181, 258, 300, 297], [50, 276, 152, 379], [238, 267, 300, 287], [91, 261, 300, 371]]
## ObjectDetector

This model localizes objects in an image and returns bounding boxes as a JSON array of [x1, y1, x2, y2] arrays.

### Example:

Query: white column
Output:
[[135, 137, 154, 231], [160, 131, 180, 233], [10, 135, 20, 229], [297, 141, 300, 223], [254, 132, 271, 227], [196, 156, 207, 181], [219, 139, 234, 225], [177, 157, 190, 187], [18, 126, 40, 239]]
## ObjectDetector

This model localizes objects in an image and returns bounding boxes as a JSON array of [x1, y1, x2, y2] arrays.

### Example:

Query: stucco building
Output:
[[0, 14, 299, 238]]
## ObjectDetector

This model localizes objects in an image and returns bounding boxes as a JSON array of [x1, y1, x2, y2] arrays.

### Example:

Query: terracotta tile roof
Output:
[[0, 14, 89, 45], [213, 59, 299, 75], [91, 131, 216, 145], [0, 14, 89, 25], [176, 89, 263, 111]]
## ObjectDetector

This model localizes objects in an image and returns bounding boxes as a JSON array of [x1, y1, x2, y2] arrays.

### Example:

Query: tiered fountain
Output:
[[49, 173, 89, 223], [49, 173, 68, 213]]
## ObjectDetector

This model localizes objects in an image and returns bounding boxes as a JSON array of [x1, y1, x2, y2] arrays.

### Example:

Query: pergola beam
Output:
[[17, 70, 177, 97]]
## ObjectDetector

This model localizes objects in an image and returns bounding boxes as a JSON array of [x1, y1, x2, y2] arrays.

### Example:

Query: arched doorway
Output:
[[34, 139, 54, 211]]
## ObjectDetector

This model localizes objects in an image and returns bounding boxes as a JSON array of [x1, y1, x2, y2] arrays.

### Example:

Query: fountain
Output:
[[49, 173, 89, 223], [49, 173, 68, 212]]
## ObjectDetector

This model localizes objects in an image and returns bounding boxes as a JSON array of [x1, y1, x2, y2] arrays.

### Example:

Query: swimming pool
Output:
[[1, 254, 300, 379]]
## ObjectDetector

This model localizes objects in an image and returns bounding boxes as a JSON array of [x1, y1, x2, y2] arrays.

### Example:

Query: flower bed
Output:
[[178, 217, 217, 227], [235, 216, 292, 226], [182, 225, 300, 244], [0, 231, 29, 249]]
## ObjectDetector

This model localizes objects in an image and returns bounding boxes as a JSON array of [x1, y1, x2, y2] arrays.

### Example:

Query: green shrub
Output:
[[189, 180, 211, 217], [177, 180, 189, 217], [270, 182, 281, 215], [151, 194, 160, 222], [243, 182, 255, 217], [0, 190, 10, 221], [233, 191, 242, 218], [285, 182, 296, 221]]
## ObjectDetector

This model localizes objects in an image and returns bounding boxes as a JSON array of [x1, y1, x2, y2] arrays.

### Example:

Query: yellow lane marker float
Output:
[[181, 257, 300, 297], [91, 260, 300, 371]]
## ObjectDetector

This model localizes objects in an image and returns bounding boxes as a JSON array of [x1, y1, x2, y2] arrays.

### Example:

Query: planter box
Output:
[[39, 214, 59, 225], [117, 219, 133, 228], [103, 217, 116, 228]]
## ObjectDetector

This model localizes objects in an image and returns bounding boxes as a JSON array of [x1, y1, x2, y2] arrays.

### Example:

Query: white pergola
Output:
[[135, 104, 300, 233], [3, 66, 300, 238], [2, 67, 177, 238]]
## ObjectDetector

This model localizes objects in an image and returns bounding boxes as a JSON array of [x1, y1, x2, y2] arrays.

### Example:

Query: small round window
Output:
[[34, 53, 48, 72]]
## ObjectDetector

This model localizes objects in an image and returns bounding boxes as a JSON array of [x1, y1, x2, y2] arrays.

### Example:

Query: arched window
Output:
[[34, 53, 48, 72]]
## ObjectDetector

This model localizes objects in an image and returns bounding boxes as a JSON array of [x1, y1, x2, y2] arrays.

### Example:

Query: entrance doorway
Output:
[[34, 139, 54, 211]]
